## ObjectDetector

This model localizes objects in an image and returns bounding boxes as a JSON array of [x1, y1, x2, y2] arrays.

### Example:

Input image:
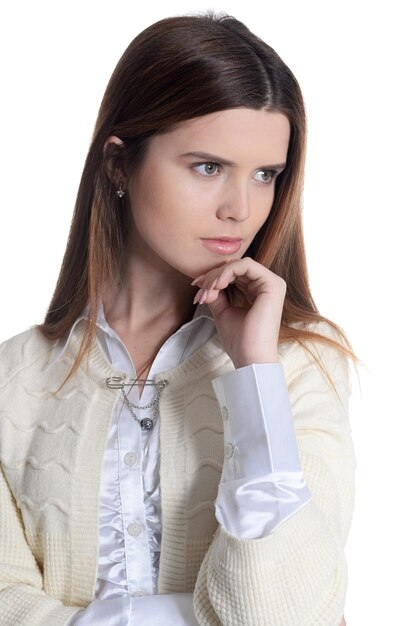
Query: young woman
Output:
[[0, 10, 358, 626]]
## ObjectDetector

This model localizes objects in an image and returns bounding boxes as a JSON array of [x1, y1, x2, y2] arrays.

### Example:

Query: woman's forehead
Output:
[[151, 108, 291, 162]]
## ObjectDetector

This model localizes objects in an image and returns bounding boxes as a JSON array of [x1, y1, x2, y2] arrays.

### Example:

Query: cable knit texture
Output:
[[0, 319, 356, 625]]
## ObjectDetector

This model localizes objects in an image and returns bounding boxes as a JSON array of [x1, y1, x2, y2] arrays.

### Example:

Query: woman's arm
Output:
[[66, 594, 200, 626], [212, 361, 312, 540], [193, 322, 356, 626], [0, 463, 85, 626]]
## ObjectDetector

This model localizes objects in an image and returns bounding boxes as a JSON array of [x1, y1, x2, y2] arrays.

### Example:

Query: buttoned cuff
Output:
[[211, 362, 303, 483]]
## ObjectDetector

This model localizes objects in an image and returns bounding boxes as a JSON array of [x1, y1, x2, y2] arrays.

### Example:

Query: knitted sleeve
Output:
[[192, 322, 356, 626], [0, 333, 83, 626], [0, 462, 83, 626]]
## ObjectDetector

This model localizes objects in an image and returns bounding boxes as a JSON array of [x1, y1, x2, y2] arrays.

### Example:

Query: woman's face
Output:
[[122, 107, 290, 280]]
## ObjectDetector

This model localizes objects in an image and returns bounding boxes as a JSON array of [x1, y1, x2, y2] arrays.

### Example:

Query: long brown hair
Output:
[[36, 10, 363, 396]]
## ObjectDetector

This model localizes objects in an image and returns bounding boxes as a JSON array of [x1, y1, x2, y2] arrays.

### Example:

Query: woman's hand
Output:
[[191, 257, 286, 369]]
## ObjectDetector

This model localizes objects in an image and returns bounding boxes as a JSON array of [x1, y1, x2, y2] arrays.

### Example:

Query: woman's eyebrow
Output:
[[179, 151, 286, 170]]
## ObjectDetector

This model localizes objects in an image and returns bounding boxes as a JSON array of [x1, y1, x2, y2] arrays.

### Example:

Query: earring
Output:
[[116, 181, 125, 198]]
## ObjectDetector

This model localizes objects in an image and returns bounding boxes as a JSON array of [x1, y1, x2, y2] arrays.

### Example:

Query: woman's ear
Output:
[[103, 135, 126, 185]]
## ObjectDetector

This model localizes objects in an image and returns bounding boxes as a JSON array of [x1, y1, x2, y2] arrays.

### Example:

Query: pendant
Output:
[[140, 417, 154, 430]]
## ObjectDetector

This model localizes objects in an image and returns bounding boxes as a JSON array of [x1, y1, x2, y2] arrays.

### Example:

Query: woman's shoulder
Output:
[[279, 318, 346, 355], [278, 318, 351, 384], [0, 325, 56, 380]]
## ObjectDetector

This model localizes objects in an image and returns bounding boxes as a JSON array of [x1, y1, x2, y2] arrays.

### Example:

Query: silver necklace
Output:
[[105, 376, 169, 430]]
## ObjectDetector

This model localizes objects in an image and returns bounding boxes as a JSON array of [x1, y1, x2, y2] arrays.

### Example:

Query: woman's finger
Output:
[[200, 258, 271, 293]]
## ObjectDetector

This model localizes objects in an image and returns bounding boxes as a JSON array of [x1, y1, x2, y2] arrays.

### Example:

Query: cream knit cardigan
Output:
[[0, 319, 356, 626]]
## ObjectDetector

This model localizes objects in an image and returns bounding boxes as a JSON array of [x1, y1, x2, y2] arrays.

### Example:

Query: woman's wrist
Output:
[[233, 355, 281, 369]]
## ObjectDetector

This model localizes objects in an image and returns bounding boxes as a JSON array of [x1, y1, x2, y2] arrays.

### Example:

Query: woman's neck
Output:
[[103, 252, 198, 341]]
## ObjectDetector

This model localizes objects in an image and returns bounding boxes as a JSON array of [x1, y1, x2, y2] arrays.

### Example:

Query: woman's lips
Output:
[[200, 238, 242, 254]]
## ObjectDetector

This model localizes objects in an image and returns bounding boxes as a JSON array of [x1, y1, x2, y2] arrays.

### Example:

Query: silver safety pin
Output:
[[105, 376, 157, 389], [105, 376, 126, 389]]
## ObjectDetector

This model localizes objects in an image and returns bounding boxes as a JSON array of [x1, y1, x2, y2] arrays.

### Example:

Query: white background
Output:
[[0, 1, 416, 623]]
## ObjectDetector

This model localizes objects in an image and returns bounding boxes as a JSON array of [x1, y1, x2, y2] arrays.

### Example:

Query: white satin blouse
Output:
[[57, 301, 311, 625]]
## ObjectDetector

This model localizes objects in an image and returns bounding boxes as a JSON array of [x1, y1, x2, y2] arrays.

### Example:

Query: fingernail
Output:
[[191, 275, 204, 286], [199, 289, 208, 304], [193, 288, 203, 304]]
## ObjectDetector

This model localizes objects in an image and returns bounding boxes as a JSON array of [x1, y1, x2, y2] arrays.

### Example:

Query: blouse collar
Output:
[[46, 299, 215, 371]]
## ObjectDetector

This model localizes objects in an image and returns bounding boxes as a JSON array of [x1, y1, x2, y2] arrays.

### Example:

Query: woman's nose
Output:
[[216, 181, 251, 221]]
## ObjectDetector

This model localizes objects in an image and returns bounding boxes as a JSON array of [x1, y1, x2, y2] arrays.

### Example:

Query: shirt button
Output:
[[124, 451, 138, 466], [225, 442, 234, 458], [127, 522, 143, 537], [221, 406, 229, 421]]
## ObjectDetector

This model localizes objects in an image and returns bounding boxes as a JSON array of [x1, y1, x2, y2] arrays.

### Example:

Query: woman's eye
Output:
[[254, 169, 277, 184], [192, 162, 279, 183], [193, 162, 220, 176]]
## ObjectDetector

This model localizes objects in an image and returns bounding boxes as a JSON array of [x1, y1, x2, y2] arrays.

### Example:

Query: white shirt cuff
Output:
[[131, 592, 199, 625], [211, 362, 312, 539], [65, 596, 132, 626], [211, 362, 303, 479]]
